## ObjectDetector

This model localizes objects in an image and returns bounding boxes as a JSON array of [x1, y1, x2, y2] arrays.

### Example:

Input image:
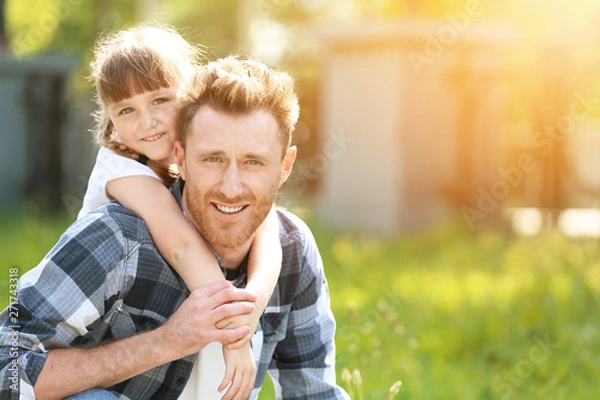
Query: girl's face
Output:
[[106, 85, 180, 166]]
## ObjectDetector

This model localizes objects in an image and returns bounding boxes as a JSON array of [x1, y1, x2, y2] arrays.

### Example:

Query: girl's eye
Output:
[[154, 98, 167, 105], [120, 107, 134, 115]]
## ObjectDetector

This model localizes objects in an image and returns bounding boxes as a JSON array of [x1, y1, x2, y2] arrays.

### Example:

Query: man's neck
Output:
[[210, 242, 253, 270]]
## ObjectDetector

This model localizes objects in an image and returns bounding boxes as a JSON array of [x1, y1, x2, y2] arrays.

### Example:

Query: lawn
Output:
[[1, 209, 599, 399]]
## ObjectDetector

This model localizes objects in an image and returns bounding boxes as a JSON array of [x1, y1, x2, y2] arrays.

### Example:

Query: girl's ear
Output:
[[174, 140, 186, 181], [278, 146, 297, 187]]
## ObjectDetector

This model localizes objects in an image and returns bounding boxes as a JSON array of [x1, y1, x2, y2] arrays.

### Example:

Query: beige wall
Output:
[[317, 49, 405, 233], [315, 22, 512, 233]]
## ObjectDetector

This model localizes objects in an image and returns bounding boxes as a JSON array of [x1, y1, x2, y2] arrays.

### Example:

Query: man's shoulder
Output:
[[269, 208, 327, 317], [275, 207, 322, 275], [275, 207, 314, 246]]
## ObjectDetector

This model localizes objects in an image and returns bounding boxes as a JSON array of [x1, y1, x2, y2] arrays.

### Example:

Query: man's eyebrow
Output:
[[195, 149, 225, 158], [194, 149, 272, 161], [245, 151, 270, 162]]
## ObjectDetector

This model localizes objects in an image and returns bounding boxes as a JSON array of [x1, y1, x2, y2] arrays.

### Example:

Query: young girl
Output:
[[79, 24, 281, 399]]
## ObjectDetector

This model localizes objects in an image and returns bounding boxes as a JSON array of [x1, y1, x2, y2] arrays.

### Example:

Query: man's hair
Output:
[[178, 56, 299, 158], [89, 23, 202, 184]]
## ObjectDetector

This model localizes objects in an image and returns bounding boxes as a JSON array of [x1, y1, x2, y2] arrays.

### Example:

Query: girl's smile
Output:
[[106, 85, 180, 166]]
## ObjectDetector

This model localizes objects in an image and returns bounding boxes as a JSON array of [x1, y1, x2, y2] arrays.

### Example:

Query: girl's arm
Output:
[[245, 208, 282, 325], [220, 208, 282, 348], [107, 176, 225, 288]]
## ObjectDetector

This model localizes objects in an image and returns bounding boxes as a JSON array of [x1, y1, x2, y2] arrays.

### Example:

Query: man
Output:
[[0, 56, 348, 399]]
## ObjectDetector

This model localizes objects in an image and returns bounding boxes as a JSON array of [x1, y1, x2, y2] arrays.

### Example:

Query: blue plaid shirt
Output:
[[0, 194, 348, 399]]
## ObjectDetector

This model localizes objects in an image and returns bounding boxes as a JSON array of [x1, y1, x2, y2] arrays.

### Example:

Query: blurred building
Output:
[[2, 12, 600, 234], [313, 19, 600, 234], [314, 20, 515, 233]]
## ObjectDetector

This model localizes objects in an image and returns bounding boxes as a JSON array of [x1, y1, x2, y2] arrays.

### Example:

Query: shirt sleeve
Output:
[[268, 222, 350, 400], [0, 212, 130, 399], [78, 147, 161, 219]]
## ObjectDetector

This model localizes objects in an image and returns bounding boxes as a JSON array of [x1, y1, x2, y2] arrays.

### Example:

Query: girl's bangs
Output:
[[98, 54, 176, 104]]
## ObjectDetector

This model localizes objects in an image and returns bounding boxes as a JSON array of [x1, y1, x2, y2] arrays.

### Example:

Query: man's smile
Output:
[[213, 203, 247, 215]]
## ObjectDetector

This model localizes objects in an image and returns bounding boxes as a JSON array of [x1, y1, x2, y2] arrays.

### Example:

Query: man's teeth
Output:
[[216, 204, 244, 214]]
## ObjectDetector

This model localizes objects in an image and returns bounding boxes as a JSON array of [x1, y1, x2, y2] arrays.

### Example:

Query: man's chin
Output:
[[205, 231, 253, 249]]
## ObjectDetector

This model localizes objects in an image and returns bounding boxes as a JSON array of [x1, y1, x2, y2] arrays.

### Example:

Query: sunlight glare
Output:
[[558, 208, 600, 238]]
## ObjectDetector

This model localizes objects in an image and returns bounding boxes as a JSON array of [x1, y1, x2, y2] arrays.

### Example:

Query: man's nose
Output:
[[219, 164, 244, 199]]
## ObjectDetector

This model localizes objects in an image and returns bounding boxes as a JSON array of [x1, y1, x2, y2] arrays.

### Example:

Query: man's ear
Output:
[[278, 146, 297, 187], [174, 140, 186, 181]]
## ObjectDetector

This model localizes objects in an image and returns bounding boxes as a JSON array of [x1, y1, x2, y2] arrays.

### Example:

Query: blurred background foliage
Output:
[[8, 0, 600, 91]]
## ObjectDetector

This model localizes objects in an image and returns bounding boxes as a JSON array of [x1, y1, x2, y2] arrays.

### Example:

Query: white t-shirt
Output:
[[179, 343, 227, 400], [78, 147, 161, 219], [179, 333, 264, 399]]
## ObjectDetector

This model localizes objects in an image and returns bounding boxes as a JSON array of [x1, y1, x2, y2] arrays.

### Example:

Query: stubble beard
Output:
[[184, 183, 278, 249]]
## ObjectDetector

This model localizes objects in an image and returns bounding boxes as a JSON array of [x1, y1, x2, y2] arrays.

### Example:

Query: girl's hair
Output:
[[90, 23, 201, 185]]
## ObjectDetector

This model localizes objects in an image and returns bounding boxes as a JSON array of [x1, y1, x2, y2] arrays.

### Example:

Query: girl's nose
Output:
[[140, 109, 157, 130]]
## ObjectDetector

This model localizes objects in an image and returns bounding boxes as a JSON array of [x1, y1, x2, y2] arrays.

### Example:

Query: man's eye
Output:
[[120, 107, 134, 115], [247, 160, 260, 166], [208, 157, 219, 162]]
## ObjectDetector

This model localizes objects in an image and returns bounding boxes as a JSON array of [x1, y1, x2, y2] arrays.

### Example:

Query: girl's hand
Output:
[[216, 288, 263, 349], [219, 343, 256, 400]]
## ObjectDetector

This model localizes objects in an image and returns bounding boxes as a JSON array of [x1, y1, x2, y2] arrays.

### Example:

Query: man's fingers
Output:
[[210, 287, 258, 308], [216, 317, 234, 329], [218, 326, 252, 345], [226, 333, 252, 350], [212, 301, 254, 324]]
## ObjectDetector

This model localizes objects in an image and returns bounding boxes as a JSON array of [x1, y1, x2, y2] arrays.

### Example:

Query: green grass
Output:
[[315, 220, 600, 400], [2, 211, 599, 399], [0, 209, 75, 301]]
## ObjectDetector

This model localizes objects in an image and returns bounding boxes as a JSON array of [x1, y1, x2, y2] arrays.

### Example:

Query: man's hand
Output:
[[160, 280, 258, 359], [214, 311, 257, 349], [34, 280, 257, 400]]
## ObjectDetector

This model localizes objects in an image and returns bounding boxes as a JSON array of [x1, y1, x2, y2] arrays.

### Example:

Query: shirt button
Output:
[[177, 377, 187, 385]]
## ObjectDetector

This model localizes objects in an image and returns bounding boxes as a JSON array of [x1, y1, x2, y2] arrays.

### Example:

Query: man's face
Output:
[[175, 105, 296, 249]]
